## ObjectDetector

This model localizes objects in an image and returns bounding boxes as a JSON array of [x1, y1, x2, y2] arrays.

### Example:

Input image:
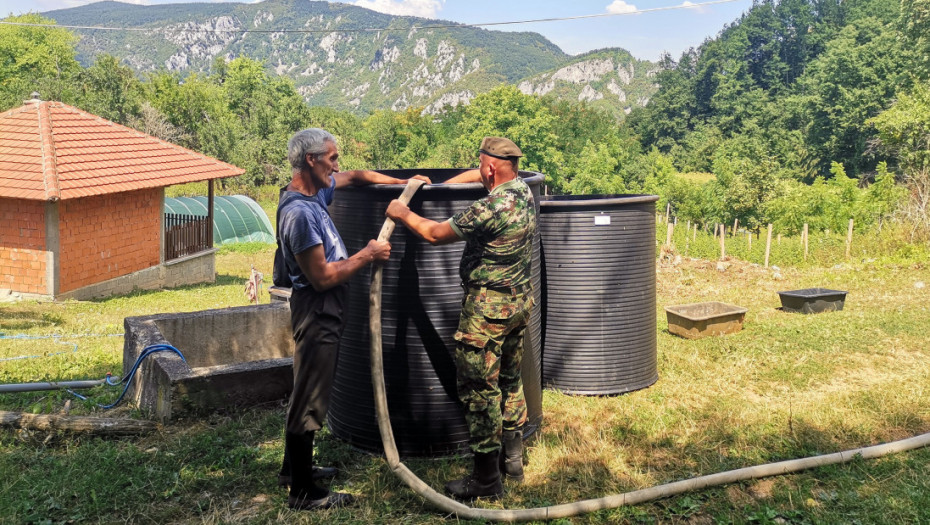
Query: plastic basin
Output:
[[777, 288, 847, 314], [665, 302, 748, 339]]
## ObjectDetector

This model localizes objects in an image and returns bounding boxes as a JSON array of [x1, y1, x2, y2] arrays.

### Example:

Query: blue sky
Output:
[[2, 0, 752, 61]]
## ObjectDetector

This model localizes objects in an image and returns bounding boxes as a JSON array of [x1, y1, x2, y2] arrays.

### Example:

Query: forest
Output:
[[2, 0, 929, 241]]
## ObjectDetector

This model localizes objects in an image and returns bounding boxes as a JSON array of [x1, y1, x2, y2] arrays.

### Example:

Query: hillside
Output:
[[517, 48, 658, 119], [44, 0, 656, 116]]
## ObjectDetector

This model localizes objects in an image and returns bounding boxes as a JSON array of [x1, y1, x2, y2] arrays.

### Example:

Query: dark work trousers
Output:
[[286, 283, 348, 435], [284, 283, 348, 495]]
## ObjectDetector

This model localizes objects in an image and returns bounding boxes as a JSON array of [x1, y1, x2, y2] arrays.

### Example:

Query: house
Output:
[[0, 94, 244, 301]]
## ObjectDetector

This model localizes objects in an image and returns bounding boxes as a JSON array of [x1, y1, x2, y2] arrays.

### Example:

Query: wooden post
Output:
[[846, 218, 854, 258], [719, 224, 726, 259], [802, 223, 809, 260], [693, 223, 698, 242], [747, 231, 752, 252], [665, 203, 671, 224], [207, 179, 215, 248], [764, 224, 773, 267], [666, 222, 674, 247], [733, 218, 739, 237], [0, 411, 157, 435]]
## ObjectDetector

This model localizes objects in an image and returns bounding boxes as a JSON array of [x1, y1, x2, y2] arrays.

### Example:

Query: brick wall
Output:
[[0, 198, 47, 295], [58, 249, 216, 301], [59, 189, 162, 294]]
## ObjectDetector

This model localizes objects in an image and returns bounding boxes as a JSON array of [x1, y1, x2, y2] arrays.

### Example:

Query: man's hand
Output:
[[386, 199, 410, 222], [409, 174, 432, 184], [366, 239, 392, 262]]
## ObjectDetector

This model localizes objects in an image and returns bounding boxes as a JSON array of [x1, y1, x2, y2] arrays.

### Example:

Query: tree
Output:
[[358, 108, 440, 170], [900, 0, 930, 77], [706, 135, 783, 230], [869, 80, 930, 173], [628, 51, 697, 152], [798, 17, 913, 176], [450, 85, 565, 192], [76, 54, 142, 125], [564, 138, 632, 195], [0, 14, 81, 109]]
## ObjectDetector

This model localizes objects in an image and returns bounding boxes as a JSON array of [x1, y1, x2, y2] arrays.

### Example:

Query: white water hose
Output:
[[369, 179, 930, 521]]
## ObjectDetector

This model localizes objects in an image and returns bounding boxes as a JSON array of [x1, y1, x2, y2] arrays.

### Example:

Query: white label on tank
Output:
[[595, 215, 611, 225]]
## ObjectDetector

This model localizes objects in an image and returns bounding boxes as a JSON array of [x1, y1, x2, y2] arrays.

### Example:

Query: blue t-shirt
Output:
[[278, 176, 348, 290]]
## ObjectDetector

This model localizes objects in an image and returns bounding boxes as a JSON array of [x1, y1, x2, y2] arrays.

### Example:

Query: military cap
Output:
[[479, 136, 523, 159]]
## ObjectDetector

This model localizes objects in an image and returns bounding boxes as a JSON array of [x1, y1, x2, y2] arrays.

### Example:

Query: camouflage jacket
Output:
[[449, 177, 537, 292]]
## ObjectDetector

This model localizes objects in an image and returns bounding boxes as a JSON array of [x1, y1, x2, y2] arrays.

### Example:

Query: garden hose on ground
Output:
[[368, 179, 930, 522], [0, 343, 185, 410]]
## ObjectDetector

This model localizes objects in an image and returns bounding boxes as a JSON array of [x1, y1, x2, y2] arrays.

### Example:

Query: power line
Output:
[[0, 0, 745, 34]]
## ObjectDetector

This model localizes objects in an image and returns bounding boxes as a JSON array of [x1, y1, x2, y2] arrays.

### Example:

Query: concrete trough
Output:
[[665, 302, 748, 339], [123, 303, 294, 422]]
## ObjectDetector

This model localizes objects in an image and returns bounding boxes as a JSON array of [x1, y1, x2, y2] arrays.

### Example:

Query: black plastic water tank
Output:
[[327, 169, 544, 457], [539, 194, 659, 395]]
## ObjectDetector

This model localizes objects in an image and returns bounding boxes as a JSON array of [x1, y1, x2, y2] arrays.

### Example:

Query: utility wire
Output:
[[0, 332, 123, 363], [0, 0, 745, 34]]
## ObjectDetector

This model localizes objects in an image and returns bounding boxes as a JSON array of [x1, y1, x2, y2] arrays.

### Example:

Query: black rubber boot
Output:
[[500, 430, 525, 482], [278, 436, 338, 487], [285, 432, 355, 511], [444, 450, 504, 501]]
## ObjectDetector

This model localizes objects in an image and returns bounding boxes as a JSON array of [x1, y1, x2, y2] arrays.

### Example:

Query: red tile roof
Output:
[[0, 100, 245, 201]]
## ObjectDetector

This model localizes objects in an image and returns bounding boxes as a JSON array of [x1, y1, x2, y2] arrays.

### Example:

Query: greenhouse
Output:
[[164, 195, 274, 245]]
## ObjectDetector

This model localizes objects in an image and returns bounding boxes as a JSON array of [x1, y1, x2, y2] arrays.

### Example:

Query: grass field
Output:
[[1, 223, 929, 523]]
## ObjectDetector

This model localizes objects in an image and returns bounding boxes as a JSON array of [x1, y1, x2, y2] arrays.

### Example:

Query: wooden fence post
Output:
[[719, 224, 726, 259], [846, 219, 854, 258], [666, 203, 671, 224], [802, 223, 809, 260], [764, 224, 773, 267], [733, 218, 739, 237], [666, 222, 675, 248]]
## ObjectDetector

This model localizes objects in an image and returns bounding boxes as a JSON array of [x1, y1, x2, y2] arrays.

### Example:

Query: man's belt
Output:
[[466, 284, 532, 297]]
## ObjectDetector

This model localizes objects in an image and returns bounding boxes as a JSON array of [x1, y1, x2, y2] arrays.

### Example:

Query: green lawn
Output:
[[1, 230, 929, 523]]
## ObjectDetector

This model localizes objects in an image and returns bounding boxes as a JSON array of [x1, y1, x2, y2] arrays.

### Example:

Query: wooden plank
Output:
[[0, 411, 157, 435]]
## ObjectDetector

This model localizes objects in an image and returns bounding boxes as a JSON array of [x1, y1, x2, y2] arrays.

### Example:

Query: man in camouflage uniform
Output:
[[386, 136, 537, 500]]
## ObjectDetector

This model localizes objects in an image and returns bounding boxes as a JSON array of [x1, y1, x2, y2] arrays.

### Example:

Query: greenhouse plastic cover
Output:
[[164, 195, 274, 245]]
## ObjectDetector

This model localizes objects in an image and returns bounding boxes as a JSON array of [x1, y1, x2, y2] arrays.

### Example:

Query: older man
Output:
[[386, 137, 536, 500], [277, 128, 429, 510]]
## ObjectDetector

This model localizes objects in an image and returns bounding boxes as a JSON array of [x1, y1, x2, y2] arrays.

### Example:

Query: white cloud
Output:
[[352, 0, 444, 18], [679, 1, 707, 13], [605, 0, 637, 14]]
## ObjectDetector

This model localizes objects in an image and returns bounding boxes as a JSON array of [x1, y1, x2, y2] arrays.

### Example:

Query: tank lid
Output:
[[539, 194, 659, 207]]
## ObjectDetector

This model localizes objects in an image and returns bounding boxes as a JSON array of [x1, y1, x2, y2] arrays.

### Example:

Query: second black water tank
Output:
[[539, 194, 659, 395], [328, 169, 544, 457]]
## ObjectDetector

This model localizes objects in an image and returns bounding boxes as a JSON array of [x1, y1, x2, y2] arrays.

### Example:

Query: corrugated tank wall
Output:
[[539, 194, 659, 395], [327, 169, 544, 457]]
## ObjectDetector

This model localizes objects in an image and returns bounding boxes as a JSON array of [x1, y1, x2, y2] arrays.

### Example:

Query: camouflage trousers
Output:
[[453, 287, 531, 454]]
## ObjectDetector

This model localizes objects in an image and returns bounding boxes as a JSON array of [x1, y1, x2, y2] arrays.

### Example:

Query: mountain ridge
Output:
[[44, 0, 657, 117]]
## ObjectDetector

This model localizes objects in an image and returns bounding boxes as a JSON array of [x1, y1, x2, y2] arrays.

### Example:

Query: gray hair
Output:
[[287, 128, 337, 170]]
